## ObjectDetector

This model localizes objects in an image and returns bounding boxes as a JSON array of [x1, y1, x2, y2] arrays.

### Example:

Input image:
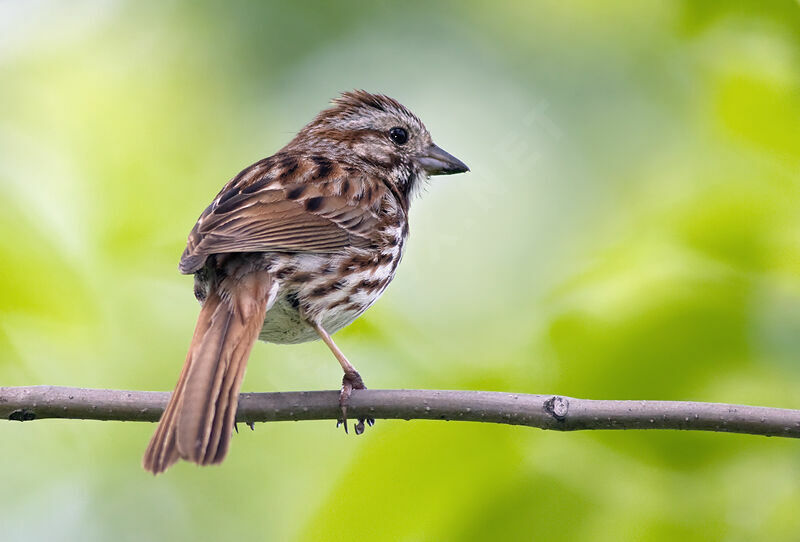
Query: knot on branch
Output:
[[543, 395, 569, 421]]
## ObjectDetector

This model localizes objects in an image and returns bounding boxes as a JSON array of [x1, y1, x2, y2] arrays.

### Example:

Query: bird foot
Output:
[[337, 370, 375, 434]]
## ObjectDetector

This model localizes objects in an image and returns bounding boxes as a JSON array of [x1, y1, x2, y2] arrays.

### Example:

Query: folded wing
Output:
[[179, 161, 382, 274]]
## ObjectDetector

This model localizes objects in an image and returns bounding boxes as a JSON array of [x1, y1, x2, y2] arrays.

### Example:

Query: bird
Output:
[[142, 90, 469, 474]]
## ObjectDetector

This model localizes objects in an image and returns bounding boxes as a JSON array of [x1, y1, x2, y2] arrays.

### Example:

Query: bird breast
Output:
[[258, 224, 406, 344]]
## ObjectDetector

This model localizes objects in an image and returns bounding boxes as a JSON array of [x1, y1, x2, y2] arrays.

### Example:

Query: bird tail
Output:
[[143, 270, 274, 474]]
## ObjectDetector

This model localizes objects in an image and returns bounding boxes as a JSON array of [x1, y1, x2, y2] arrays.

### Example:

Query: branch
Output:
[[2, 386, 799, 438]]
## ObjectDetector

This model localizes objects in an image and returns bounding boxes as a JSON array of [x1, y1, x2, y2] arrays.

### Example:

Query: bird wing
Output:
[[179, 155, 382, 274]]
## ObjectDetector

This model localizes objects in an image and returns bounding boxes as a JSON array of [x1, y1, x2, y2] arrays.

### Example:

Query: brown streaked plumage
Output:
[[143, 90, 469, 474]]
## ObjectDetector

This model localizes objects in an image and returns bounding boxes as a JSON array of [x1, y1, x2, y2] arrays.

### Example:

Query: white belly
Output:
[[256, 249, 401, 344], [258, 293, 364, 344]]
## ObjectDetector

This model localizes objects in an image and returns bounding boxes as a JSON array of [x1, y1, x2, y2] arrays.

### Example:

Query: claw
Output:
[[339, 370, 373, 435], [337, 410, 349, 434]]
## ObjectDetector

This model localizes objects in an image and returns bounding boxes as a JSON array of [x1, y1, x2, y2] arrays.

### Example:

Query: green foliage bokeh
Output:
[[1, 1, 799, 540]]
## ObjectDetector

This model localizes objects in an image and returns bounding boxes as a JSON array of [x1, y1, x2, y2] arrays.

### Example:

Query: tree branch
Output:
[[2, 386, 799, 438]]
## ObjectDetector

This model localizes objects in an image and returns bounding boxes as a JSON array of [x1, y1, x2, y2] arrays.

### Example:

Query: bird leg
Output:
[[311, 322, 374, 434]]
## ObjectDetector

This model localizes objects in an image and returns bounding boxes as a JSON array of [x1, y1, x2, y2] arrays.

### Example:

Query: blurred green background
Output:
[[2, 1, 799, 540]]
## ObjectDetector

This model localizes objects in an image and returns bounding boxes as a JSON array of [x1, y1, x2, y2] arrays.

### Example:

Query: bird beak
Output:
[[418, 144, 469, 175]]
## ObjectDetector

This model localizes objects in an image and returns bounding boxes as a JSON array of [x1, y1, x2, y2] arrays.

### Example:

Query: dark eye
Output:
[[389, 127, 408, 145]]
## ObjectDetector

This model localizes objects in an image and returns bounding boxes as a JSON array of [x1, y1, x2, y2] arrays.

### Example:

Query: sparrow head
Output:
[[291, 90, 468, 197]]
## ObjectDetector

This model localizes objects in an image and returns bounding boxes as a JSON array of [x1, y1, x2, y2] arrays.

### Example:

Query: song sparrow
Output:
[[142, 90, 469, 474]]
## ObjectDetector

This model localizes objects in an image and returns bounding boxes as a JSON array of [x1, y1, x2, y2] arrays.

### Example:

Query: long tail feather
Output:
[[143, 270, 273, 474]]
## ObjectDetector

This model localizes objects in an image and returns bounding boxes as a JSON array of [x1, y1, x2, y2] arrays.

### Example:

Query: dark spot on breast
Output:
[[242, 175, 273, 194], [312, 156, 333, 179], [357, 278, 383, 291], [309, 285, 330, 297], [312, 278, 347, 296], [274, 265, 296, 280], [305, 196, 324, 212], [339, 253, 376, 272], [343, 302, 365, 313], [286, 291, 300, 309], [327, 298, 349, 310], [286, 185, 306, 199], [291, 271, 312, 283]]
